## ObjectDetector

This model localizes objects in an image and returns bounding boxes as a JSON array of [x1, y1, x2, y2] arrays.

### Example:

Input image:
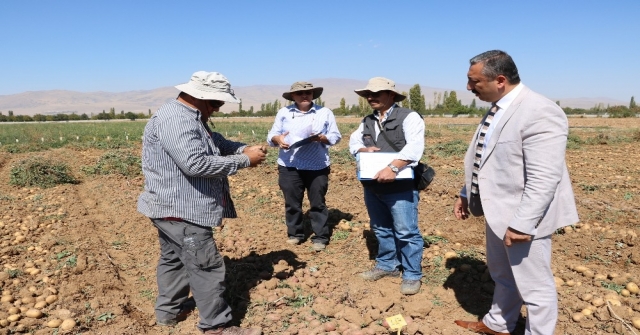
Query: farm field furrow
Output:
[[0, 117, 638, 335]]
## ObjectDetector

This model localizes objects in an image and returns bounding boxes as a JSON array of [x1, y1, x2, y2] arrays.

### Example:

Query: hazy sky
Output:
[[1, 0, 638, 102]]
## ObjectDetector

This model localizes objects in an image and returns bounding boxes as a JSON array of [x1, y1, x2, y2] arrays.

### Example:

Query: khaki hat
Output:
[[354, 77, 406, 102], [175, 71, 240, 103], [282, 82, 323, 101]]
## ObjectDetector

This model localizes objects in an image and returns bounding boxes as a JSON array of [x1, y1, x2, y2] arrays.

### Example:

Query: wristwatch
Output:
[[387, 164, 399, 174]]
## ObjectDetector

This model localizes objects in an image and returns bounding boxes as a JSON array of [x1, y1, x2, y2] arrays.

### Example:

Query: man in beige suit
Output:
[[453, 50, 578, 335]]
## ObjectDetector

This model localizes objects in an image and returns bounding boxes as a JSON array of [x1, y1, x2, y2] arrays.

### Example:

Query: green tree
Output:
[[443, 91, 465, 115], [630, 96, 637, 109], [125, 112, 137, 121], [358, 96, 372, 116], [400, 91, 410, 108], [408, 84, 426, 113], [608, 105, 633, 118], [340, 97, 346, 110], [314, 97, 325, 107]]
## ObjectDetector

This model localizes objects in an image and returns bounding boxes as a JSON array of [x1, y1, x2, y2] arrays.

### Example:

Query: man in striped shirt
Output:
[[138, 71, 264, 335]]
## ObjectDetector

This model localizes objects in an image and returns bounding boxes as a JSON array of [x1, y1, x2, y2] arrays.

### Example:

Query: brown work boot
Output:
[[203, 326, 262, 335]]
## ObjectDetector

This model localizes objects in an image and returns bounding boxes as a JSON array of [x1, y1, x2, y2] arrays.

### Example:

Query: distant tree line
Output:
[[0, 107, 152, 122], [214, 84, 490, 118], [560, 96, 640, 118], [3, 95, 637, 122]]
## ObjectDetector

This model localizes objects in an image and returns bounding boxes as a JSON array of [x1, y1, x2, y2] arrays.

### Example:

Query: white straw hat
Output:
[[354, 77, 406, 102], [175, 71, 240, 103]]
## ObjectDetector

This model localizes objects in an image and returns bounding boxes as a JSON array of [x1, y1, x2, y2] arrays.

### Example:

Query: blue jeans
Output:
[[363, 187, 423, 280]]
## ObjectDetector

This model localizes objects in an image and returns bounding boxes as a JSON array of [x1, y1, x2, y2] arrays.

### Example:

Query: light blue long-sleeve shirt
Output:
[[267, 103, 341, 170]]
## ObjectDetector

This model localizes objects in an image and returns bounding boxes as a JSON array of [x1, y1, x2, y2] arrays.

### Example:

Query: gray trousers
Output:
[[152, 218, 232, 330], [483, 222, 557, 335]]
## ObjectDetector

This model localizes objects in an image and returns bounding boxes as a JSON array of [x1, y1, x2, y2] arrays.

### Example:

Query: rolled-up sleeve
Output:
[[324, 111, 341, 146], [349, 122, 366, 156], [396, 112, 424, 166]]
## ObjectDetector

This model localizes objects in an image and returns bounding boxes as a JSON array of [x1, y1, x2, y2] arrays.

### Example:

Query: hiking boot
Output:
[[400, 279, 421, 295], [312, 242, 326, 252], [359, 267, 401, 281], [156, 318, 177, 326], [286, 237, 301, 245], [203, 326, 262, 335]]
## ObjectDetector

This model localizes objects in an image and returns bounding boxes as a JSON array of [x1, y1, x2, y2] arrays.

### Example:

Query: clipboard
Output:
[[288, 133, 320, 150], [357, 152, 414, 180]]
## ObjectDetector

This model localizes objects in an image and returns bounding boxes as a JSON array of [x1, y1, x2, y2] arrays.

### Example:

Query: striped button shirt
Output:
[[137, 99, 250, 227], [266, 103, 341, 170]]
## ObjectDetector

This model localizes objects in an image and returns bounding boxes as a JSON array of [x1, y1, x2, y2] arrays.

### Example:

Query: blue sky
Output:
[[1, 0, 638, 102]]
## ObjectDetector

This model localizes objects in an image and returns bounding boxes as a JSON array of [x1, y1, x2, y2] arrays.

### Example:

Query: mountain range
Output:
[[0, 78, 626, 115]]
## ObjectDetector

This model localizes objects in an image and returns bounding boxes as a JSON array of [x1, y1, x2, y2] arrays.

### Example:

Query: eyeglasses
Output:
[[292, 90, 313, 96], [207, 100, 225, 108]]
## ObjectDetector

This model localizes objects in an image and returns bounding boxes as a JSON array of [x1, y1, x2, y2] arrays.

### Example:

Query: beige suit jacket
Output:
[[463, 85, 579, 239]]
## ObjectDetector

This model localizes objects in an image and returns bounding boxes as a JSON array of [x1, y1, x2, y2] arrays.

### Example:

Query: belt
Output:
[[163, 217, 183, 222]]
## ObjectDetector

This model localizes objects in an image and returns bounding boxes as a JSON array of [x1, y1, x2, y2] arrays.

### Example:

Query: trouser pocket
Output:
[[182, 227, 224, 270]]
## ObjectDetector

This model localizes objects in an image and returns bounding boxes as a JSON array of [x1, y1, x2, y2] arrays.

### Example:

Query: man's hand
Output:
[[504, 227, 532, 247], [357, 147, 381, 153], [271, 132, 290, 149], [373, 166, 396, 183], [453, 196, 469, 220], [244, 146, 267, 167]]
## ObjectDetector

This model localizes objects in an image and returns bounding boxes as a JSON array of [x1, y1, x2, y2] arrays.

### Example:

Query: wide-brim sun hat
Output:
[[282, 82, 323, 101], [175, 71, 241, 103], [354, 77, 406, 102]]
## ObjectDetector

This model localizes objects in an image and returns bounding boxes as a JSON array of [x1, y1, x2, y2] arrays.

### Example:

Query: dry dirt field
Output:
[[0, 117, 638, 335]]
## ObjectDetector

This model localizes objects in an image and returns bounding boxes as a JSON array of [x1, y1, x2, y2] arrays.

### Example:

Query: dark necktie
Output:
[[471, 104, 497, 196]]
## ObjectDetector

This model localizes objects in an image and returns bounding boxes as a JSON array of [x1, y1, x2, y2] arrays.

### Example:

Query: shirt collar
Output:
[[495, 83, 524, 111], [288, 103, 319, 114], [173, 98, 201, 120], [374, 103, 398, 117]]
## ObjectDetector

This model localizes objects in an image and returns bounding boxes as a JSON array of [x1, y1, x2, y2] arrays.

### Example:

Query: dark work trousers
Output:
[[278, 165, 330, 244], [151, 218, 232, 331]]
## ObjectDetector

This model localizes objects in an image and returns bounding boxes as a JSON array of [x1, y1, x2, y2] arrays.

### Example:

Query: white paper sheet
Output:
[[357, 152, 414, 180]]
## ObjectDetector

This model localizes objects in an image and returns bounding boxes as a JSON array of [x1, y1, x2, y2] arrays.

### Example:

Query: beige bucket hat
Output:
[[175, 71, 240, 103], [282, 82, 323, 101], [354, 77, 406, 102]]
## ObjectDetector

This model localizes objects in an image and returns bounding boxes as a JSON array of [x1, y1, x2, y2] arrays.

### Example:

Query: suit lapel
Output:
[[480, 86, 530, 167]]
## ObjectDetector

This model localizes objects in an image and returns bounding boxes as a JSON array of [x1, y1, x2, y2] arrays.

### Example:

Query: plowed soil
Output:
[[0, 117, 638, 335]]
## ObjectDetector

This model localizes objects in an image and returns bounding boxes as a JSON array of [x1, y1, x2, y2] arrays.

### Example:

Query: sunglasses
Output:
[[363, 91, 385, 99], [207, 100, 225, 108], [293, 90, 314, 96]]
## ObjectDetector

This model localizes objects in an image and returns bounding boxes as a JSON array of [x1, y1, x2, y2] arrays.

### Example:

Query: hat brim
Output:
[[354, 89, 406, 102], [283, 87, 323, 101], [175, 84, 241, 104]]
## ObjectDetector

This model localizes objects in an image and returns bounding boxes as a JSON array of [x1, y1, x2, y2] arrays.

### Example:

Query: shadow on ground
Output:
[[443, 256, 526, 335], [223, 249, 307, 325]]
